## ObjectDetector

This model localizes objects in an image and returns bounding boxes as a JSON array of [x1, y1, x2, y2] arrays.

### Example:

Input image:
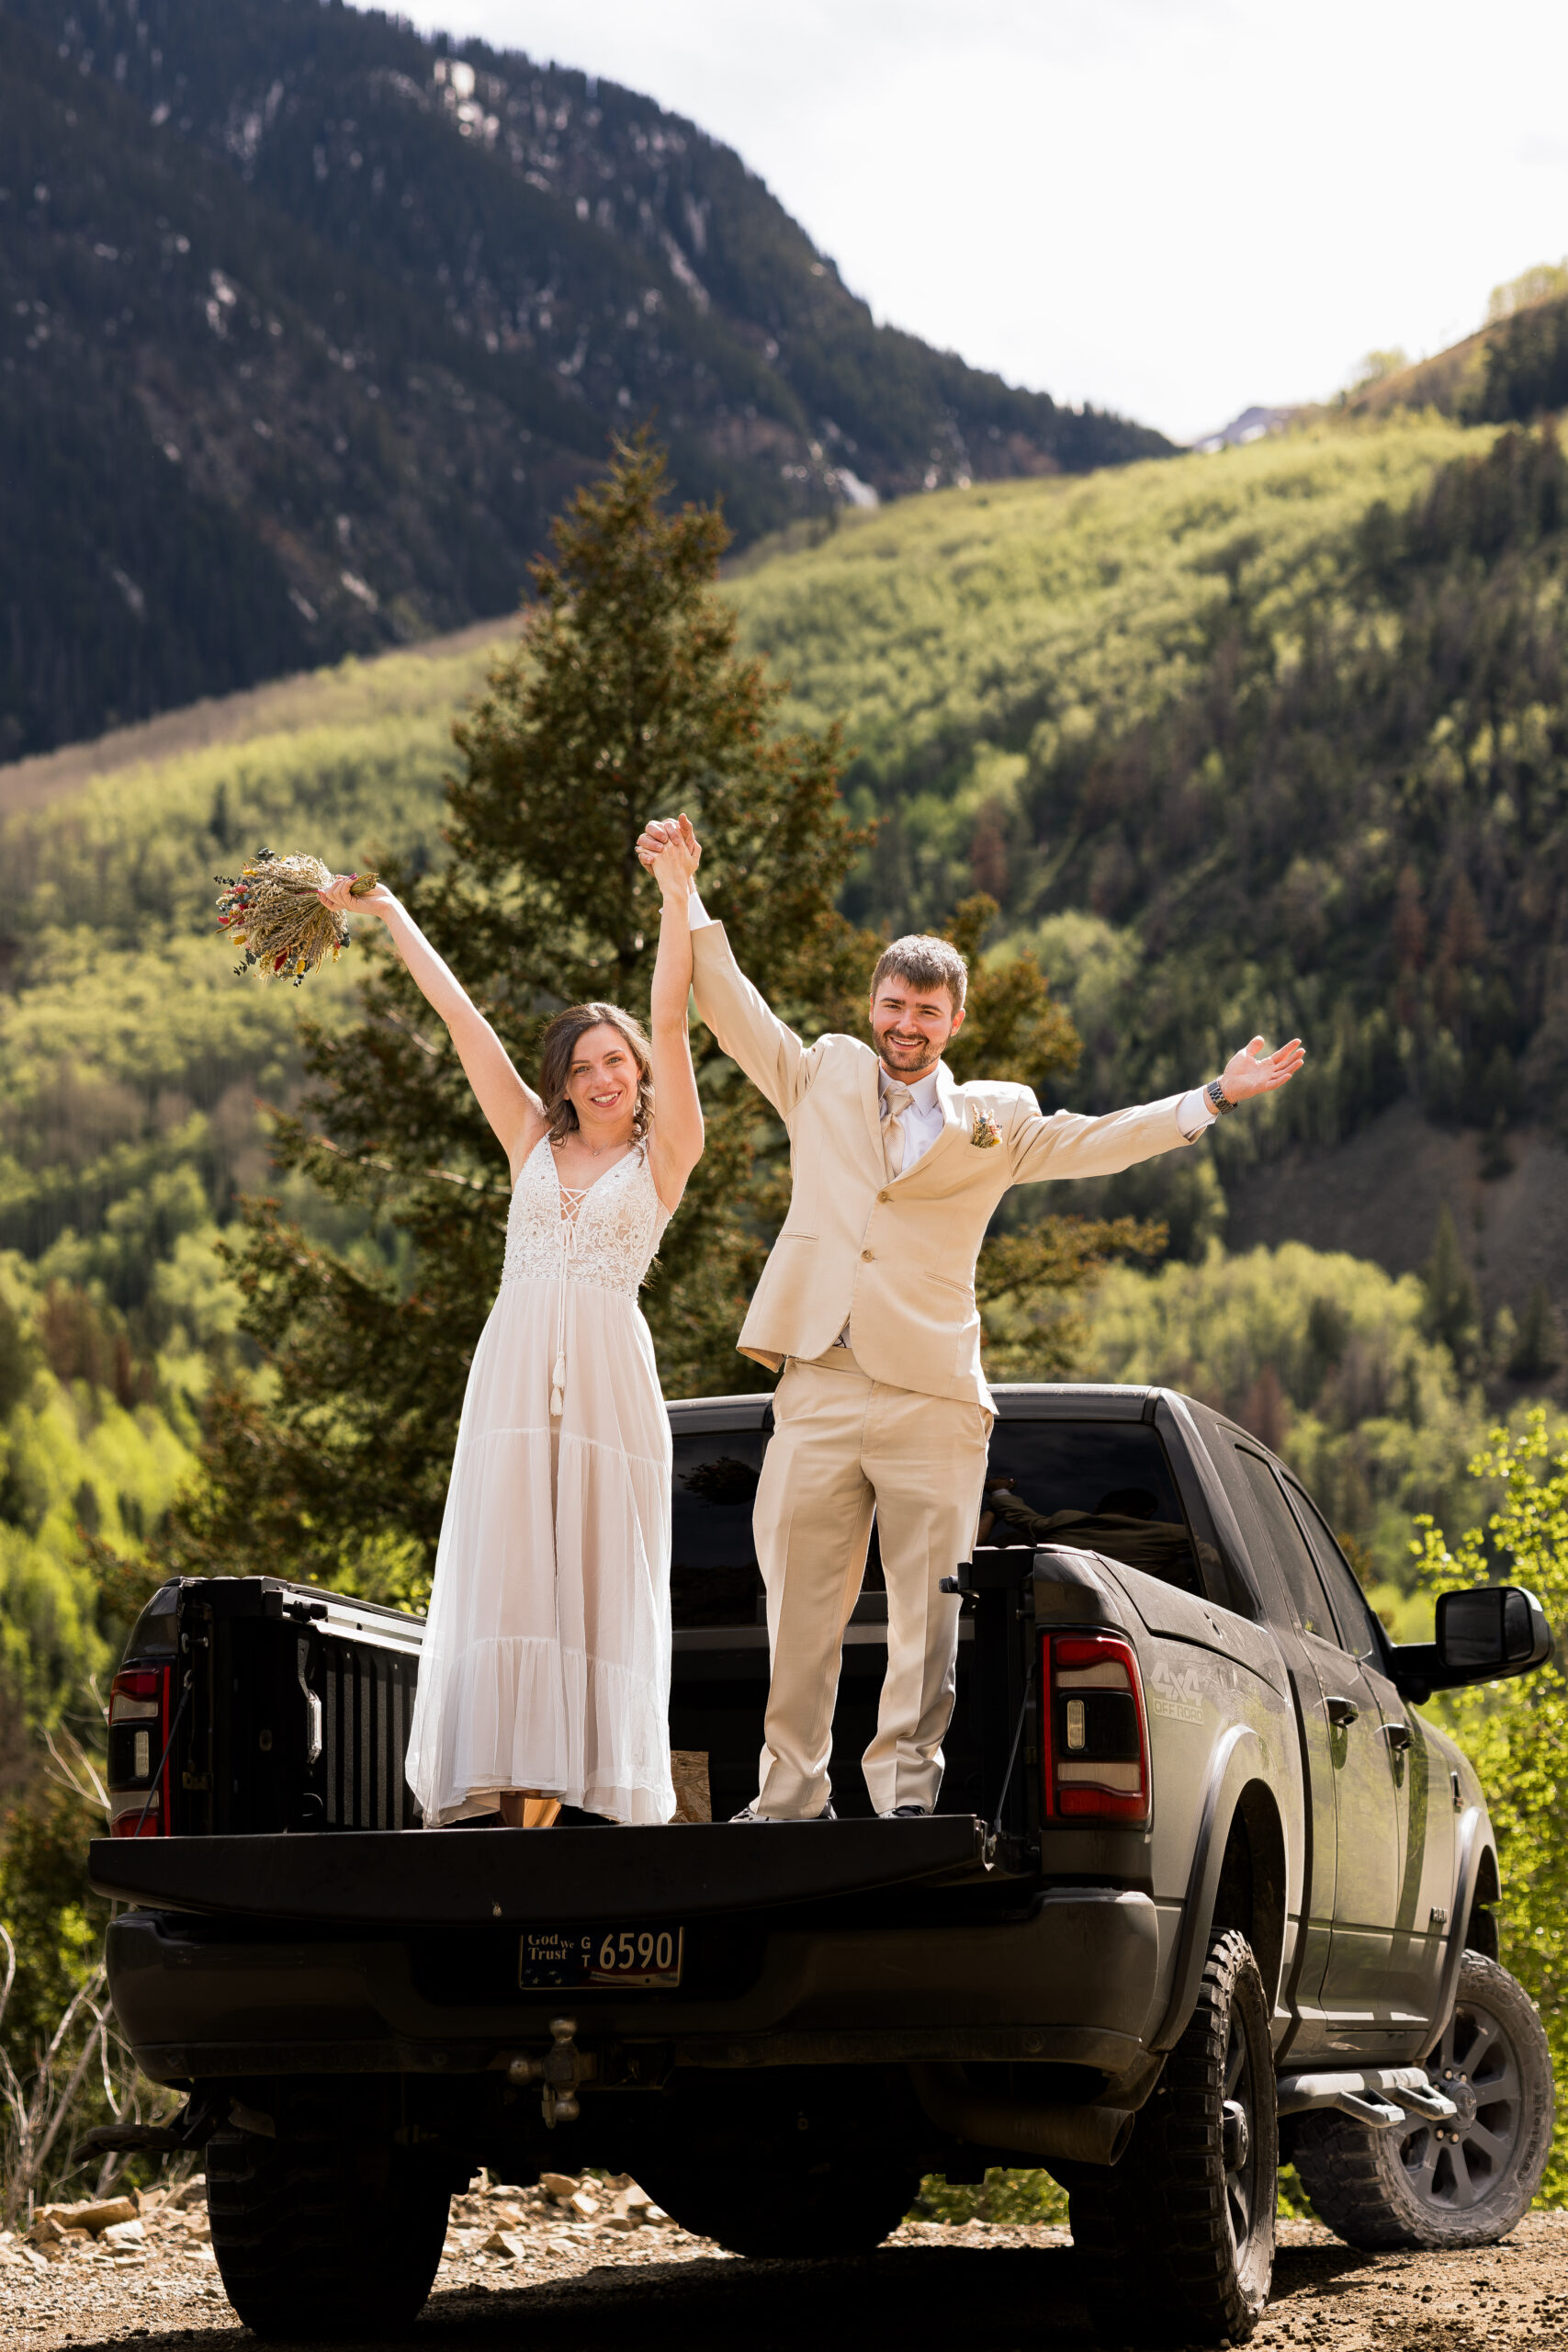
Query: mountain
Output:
[[0, 0, 1170, 759]]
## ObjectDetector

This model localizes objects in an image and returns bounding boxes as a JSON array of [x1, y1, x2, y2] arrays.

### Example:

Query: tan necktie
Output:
[[881, 1082, 915, 1180]]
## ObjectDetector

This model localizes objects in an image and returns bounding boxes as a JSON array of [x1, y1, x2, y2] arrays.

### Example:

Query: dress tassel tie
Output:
[[552, 1180, 588, 1418]]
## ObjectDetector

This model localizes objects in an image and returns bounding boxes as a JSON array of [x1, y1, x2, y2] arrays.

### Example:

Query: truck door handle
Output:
[[1383, 1723, 1413, 1754], [1325, 1695, 1359, 1728]]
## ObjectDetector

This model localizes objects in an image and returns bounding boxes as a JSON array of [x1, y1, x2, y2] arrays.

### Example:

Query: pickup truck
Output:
[[88, 1381, 1556, 2346]]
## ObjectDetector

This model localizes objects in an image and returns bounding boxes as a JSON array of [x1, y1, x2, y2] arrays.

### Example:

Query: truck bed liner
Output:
[[90, 1815, 991, 1926]]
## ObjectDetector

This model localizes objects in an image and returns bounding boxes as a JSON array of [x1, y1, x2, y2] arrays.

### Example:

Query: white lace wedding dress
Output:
[[404, 1134, 675, 1826]]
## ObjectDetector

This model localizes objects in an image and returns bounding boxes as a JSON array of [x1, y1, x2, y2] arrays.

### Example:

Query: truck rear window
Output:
[[671, 1413, 1207, 1623], [671, 1430, 768, 1624], [978, 1419, 1205, 1598]]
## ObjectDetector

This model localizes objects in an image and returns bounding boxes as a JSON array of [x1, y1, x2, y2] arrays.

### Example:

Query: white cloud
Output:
[[375, 0, 1568, 444]]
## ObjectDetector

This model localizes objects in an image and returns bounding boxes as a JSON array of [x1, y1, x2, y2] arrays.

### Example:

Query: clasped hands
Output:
[[637, 812, 702, 900]]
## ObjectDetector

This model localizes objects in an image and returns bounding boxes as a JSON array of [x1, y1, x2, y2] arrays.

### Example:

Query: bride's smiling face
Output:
[[564, 1023, 638, 1135]]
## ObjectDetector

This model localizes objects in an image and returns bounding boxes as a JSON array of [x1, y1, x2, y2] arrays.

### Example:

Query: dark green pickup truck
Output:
[[90, 1383, 1555, 2345]]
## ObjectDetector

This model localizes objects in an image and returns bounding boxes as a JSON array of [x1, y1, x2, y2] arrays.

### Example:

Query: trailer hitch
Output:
[[78, 2087, 229, 2162], [505, 2017, 599, 2128]]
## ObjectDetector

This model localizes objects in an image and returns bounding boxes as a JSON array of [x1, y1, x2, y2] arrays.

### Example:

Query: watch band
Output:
[[1206, 1077, 1236, 1116]]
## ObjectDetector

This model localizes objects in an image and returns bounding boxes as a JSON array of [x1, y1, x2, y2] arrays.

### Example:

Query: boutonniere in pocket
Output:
[[969, 1110, 1001, 1149]]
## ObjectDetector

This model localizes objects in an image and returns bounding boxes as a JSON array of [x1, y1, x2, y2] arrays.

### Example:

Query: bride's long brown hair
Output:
[[538, 1002, 655, 1144]]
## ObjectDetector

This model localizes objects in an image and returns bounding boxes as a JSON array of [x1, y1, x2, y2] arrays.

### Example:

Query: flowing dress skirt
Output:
[[404, 1269, 675, 1826]]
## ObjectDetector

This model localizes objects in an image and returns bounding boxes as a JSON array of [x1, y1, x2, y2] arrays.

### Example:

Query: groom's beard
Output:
[[872, 1023, 945, 1078]]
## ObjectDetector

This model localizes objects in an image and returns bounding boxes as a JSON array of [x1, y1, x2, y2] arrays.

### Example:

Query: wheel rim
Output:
[[1400, 1995, 1525, 2213], [1222, 2002, 1260, 2255]]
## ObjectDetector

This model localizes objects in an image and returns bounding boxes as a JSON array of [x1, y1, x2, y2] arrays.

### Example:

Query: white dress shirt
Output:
[[878, 1061, 943, 1168], [686, 887, 1215, 1146]]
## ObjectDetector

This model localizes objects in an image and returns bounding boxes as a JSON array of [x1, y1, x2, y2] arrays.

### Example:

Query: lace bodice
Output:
[[502, 1136, 671, 1298]]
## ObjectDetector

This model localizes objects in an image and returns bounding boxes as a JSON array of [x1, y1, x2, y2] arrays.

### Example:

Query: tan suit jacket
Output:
[[692, 923, 1198, 1408]]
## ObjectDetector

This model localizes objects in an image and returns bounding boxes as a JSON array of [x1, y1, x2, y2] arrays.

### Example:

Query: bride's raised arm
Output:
[[644, 817, 705, 1216], [315, 875, 546, 1178]]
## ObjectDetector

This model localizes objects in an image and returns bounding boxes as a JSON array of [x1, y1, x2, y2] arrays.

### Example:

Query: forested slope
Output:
[[735, 420, 1568, 1226], [0, 0, 1167, 755], [6, 404, 1568, 1755]]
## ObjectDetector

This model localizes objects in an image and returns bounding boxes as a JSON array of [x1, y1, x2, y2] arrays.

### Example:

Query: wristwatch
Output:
[[1206, 1077, 1236, 1116]]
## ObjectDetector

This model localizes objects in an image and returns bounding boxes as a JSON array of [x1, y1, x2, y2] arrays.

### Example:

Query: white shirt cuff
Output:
[[1178, 1084, 1216, 1141], [686, 888, 716, 933]]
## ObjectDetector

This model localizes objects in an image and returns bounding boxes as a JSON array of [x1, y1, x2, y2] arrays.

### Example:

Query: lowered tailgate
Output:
[[89, 1815, 990, 1927]]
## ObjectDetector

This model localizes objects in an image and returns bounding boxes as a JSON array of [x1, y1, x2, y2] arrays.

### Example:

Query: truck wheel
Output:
[[207, 2121, 451, 2338], [1070, 1929, 1277, 2346], [1290, 1952, 1553, 2250], [637, 2154, 921, 2257]]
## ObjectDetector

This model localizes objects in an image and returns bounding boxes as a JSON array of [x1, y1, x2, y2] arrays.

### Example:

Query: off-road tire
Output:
[[207, 2120, 451, 2337], [637, 2154, 921, 2257], [1290, 1951, 1553, 2250], [1069, 1929, 1277, 2345]]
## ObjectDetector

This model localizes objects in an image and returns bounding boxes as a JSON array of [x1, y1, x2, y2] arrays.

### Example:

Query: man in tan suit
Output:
[[639, 816, 1304, 1821]]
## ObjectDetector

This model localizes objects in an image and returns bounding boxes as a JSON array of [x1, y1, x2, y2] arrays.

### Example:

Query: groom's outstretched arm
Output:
[[637, 815, 824, 1120], [1006, 1091, 1197, 1184], [687, 917, 821, 1120], [1006, 1035, 1305, 1183]]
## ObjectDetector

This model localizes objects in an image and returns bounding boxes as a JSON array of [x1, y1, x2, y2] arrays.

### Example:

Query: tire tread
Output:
[[1072, 1929, 1276, 2345], [207, 2120, 450, 2339]]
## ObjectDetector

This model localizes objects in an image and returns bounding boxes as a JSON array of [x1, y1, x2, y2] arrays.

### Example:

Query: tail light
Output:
[[107, 1665, 171, 1837], [1041, 1633, 1150, 1826]]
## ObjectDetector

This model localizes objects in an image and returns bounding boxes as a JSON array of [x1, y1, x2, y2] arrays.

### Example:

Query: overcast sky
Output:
[[378, 0, 1568, 446]]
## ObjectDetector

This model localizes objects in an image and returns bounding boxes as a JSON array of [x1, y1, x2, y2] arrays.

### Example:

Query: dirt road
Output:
[[4, 2179, 1565, 2349]]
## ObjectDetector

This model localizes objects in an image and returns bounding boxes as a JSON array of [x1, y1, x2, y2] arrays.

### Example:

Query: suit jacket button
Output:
[[877, 1190, 891, 1204], [861, 1250, 874, 1261]]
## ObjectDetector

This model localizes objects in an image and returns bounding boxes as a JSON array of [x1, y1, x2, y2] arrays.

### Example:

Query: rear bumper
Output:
[[107, 1886, 1165, 2086]]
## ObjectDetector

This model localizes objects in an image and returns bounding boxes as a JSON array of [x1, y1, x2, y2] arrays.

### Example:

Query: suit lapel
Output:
[[859, 1047, 886, 1171]]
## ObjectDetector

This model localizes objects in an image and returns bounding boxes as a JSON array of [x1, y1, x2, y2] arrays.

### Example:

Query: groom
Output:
[[639, 815, 1304, 1821]]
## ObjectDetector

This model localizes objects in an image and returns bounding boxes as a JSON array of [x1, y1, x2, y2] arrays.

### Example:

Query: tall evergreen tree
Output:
[[1420, 1204, 1481, 1374], [164, 438, 1128, 1599], [1509, 1283, 1562, 1383]]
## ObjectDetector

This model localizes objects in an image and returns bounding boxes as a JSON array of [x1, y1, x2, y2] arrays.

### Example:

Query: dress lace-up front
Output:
[[404, 1136, 675, 1827]]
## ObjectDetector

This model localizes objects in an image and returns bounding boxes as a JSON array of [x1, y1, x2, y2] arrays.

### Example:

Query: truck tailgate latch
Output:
[[507, 2016, 598, 2128]]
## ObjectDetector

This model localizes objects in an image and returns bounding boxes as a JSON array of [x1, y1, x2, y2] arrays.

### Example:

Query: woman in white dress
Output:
[[315, 823, 704, 1828]]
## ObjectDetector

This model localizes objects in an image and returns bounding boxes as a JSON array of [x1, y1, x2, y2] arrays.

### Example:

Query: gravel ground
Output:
[[4, 2178, 1567, 2348]]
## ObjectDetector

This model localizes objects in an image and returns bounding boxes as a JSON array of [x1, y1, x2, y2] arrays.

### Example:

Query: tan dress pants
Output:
[[750, 1347, 993, 1817]]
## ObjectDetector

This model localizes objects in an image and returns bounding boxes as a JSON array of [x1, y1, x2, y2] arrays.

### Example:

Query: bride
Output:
[[316, 822, 704, 1828]]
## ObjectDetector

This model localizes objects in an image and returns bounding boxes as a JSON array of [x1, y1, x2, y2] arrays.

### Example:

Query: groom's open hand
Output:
[[1220, 1035, 1306, 1102]]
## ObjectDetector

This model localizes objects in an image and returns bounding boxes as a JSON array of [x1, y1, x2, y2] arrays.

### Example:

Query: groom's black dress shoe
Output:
[[729, 1802, 838, 1822], [880, 1804, 931, 1817]]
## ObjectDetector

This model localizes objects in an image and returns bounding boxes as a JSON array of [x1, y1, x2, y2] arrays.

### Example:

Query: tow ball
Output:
[[506, 2017, 598, 2128]]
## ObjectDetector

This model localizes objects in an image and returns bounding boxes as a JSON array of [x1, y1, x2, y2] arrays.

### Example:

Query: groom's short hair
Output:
[[870, 933, 968, 1014]]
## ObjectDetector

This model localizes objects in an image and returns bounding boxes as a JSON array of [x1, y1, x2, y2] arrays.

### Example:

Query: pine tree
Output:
[[162, 437, 1119, 1600], [1509, 1284, 1562, 1383], [1420, 1204, 1481, 1373]]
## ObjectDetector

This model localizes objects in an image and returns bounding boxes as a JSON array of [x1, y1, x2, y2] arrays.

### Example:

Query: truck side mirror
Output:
[[1436, 1587, 1551, 1680], [1388, 1585, 1551, 1701]]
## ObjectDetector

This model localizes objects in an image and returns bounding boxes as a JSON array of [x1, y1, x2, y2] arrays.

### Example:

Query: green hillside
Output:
[[736, 413, 1568, 1243]]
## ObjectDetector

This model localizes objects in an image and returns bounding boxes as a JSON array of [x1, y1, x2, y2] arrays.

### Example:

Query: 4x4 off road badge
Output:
[[1147, 1660, 1205, 1724]]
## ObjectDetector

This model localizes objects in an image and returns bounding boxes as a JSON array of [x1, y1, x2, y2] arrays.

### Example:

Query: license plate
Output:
[[518, 1926, 684, 1990]]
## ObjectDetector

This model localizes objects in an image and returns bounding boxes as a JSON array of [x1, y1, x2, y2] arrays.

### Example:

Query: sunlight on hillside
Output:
[[725, 417, 1486, 775]]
